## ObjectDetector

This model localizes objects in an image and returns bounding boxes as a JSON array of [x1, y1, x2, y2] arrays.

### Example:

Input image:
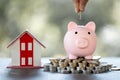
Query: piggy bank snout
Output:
[[75, 38, 88, 49]]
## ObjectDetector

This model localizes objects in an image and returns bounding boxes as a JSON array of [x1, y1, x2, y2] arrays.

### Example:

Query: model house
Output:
[[7, 30, 45, 68]]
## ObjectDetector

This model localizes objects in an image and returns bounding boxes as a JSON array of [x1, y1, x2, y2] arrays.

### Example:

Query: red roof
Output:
[[7, 30, 46, 48]]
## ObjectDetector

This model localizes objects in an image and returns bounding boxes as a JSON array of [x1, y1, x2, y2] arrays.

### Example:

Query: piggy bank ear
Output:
[[68, 21, 77, 31], [85, 21, 96, 32]]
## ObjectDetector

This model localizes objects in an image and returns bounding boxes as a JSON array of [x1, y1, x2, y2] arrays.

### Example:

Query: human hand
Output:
[[72, 0, 88, 13]]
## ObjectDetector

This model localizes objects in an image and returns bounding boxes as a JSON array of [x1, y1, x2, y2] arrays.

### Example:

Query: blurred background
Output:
[[0, 0, 120, 58]]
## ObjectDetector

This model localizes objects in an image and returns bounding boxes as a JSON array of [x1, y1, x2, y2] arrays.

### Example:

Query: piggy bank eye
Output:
[[75, 31, 78, 34], [88, 32, 90, 35]]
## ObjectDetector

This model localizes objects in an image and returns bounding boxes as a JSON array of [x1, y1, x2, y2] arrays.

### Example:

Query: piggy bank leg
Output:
[[68, 54, 77, 59], [85, 55, 93, 59]]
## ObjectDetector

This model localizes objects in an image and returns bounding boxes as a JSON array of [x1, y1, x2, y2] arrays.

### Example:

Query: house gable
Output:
[[7, 31, 46, 48]]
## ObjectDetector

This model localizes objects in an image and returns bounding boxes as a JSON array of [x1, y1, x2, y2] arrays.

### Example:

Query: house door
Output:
[[20, 33, 33, 67]]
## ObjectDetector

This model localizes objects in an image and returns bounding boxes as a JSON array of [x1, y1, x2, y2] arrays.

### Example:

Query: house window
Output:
[[21, 43, 25, 50], [22, 58, 25, 65], [28, 57, 32, 65], [28, 43, 32, 50]]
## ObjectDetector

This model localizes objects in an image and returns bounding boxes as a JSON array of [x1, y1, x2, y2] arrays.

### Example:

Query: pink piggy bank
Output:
[[64, 21, 97, 59]]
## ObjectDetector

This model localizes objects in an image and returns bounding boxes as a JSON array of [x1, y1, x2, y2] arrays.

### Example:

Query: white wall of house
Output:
[[33, 40, 41, 66], [10, 40, 20, 66]]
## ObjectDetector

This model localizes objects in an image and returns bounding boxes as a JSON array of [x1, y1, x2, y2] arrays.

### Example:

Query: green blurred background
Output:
[[0, 0, 120, 58]]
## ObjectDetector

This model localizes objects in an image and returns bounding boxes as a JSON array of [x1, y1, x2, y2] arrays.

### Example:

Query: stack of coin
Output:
[[43, 63, 50, 72], [43, 57, 113, 74], [49, 64, 57, 73], [50, 59, 59, 67]]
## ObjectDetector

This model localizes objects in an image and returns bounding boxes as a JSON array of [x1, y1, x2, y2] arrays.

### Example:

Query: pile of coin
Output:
[[43, 57, 112, 74]]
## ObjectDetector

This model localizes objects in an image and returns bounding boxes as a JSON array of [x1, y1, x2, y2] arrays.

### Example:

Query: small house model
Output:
[[7, 30, 45, 68]]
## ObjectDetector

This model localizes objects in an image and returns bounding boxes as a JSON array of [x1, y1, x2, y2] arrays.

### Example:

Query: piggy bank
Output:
[[64, 21, 97, 59]]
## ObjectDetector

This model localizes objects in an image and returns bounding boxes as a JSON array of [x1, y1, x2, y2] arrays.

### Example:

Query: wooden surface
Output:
[[0, 57, 120, 80]]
